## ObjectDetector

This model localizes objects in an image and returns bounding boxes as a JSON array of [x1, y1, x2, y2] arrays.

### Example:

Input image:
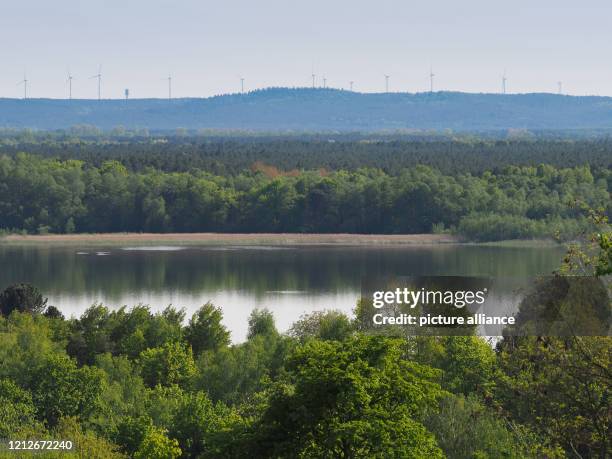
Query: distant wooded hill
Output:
[[1, 88, 612, 131]]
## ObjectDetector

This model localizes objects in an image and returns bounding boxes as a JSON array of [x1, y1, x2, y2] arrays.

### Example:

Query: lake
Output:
[[0, 244, 565, 341]]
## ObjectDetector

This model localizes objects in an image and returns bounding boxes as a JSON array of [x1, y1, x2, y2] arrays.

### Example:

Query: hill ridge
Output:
[[1, 88, 611, 131]]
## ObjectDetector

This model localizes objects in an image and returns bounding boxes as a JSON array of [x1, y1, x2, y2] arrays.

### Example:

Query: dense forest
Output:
[[0, 150, 609, 241], [1, 133, 612, 174], [0, 230, 610, 458]]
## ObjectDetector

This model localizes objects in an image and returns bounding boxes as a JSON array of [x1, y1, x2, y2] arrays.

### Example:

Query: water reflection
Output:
[[0, 244, 564, 341]]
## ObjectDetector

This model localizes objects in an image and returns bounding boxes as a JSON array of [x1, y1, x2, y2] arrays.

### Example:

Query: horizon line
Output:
[[0, 87, 607, 101]]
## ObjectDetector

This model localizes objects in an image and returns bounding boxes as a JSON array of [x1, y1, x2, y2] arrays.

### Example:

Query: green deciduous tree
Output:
[[247, 308, 278, 340], [134, 426, 181, 459], [288, 310, 353, 342], [0, 379, 39, 437], [413, 336, 497, 396], [424, 395, 564, 459], [250, 336, 445, 458], [185, 303, 231, 354], [139, 342, 195, 388], [30, 354, 104, 427], [169, 391, 243, 458]]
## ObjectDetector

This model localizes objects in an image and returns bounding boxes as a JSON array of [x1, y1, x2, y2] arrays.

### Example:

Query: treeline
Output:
[[0, 154, 610, 241], [0, 277, 609, 458], [1, 137, 612, 175]]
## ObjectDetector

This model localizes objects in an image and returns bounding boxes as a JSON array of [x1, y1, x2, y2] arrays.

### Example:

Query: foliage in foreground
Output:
[[0, 221, 610, 457], [0, 294, 608, 457]]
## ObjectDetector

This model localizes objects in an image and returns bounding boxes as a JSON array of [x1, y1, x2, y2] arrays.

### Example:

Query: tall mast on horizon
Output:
[[17, 73, 28, 99], [429, 66, 435, 92], [67, 71, 74, 100], [89, 65, 102, 100]]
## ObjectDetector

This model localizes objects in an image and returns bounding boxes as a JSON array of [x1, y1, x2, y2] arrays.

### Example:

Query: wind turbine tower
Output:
[[67, 72, 74, 100], [311, 73, 316, 88], [429, 67, 435, 92], [349, 81, 354, 91], [167, 75, 172, 100], [90, 66, 102, 101], [240, 77, 245, 94], [384, 75, 390, 93], [557, 81, 562, 95], [322, 76, 327, 88], [17, 73, 28, 99], [502, 71, 507, 94]]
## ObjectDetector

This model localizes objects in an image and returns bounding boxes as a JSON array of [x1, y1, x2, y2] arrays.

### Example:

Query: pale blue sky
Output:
[[1, 0, 611, 98]]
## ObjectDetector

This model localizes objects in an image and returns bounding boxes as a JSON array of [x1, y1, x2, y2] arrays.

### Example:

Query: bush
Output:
[[457, 213, 545, 242]]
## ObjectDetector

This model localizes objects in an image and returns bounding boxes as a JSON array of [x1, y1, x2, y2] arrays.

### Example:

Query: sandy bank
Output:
[[1, 233, 461, 246]]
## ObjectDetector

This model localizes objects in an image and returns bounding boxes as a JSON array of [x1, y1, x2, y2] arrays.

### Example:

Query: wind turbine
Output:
[[311, 60, 317, 89], [240, 77, 245, 94], [166, 75, 172, 100], [429, 66, 435, 92], [90, 65, 102, 101], [557, 81, 562, 95], [384, 75, 390, 93], [349, 81, 354, 91], [67, 71, 74, 100], [322, 76, 327, 88], [17, 73, 28, 99], [502, 70, 507, 94]]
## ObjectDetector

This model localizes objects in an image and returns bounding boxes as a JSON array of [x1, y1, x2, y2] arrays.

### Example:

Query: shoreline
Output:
[[0, 233, 561, 248], [1, 232, 461, 246]]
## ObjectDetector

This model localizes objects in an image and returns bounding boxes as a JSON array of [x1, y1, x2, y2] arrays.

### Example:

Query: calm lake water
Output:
[[0, 244, 565, 341]]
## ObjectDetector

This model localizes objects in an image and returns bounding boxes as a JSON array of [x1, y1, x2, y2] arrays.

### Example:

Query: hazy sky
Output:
[[1, 0, 611, 99]]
